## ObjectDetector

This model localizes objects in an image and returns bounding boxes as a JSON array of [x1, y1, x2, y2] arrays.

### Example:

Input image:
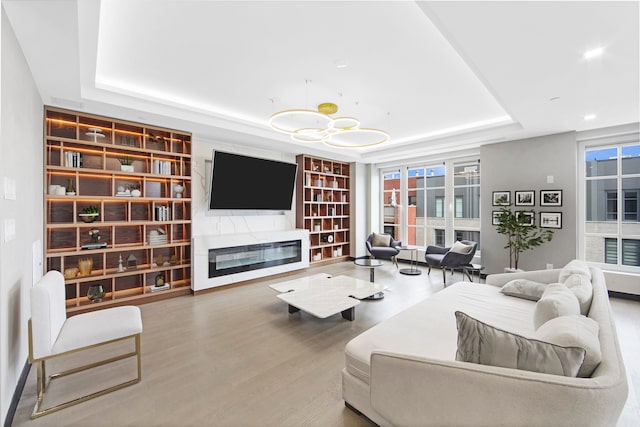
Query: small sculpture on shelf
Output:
[[126, 253, 138, 270], [174, 184, 184, 198], [117, 254, 124, 272]]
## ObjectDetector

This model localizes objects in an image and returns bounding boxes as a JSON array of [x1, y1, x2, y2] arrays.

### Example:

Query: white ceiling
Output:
[[4, 0, 639, 164]]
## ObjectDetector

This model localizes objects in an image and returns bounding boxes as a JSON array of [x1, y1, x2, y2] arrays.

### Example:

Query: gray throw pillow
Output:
[[455, 311, 585, 377], [371, 232, 391, 247], [500, 279, 547, 301], [533, 283, 581, 330]]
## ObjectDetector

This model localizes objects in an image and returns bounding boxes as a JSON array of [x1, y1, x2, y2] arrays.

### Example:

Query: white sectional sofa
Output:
[[342, 263, 628, 426]]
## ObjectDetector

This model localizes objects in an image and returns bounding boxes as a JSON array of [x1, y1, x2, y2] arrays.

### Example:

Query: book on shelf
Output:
[[65, 151, 82, 167]]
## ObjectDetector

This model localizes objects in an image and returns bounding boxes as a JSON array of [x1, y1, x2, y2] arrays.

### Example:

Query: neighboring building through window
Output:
[[584, 144, 640, 268], [381, 158, 480, 250]]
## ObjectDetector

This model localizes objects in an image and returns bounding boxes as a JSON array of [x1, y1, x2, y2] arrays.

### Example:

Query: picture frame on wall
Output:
[[492, 211, 502, 225], [492, 191, 510, 206], [517, 211, 535, 226], [541, 190, 563, 206], [515, 190, 535, 206], [540, 212, 562, 229]]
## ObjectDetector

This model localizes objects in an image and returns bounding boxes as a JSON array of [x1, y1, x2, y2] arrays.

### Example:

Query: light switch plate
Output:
[[4, 218, 16, 242]]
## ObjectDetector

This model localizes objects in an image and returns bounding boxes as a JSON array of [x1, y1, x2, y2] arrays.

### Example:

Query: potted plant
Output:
[[79, 205, 100, 223], [494, 205, 554, 271], [118, 156, 134, 172]]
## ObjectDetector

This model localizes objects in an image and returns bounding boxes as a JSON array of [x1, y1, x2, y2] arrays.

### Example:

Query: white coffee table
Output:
[[269, 274, 385, 321]]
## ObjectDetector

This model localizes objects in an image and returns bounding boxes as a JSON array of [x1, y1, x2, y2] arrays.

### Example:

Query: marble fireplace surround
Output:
[[192, 229, 310, 292]]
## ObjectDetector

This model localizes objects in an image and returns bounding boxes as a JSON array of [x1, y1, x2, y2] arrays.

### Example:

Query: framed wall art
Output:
[[517, 211, 535, 226], [540, 212, 562, 228], [515, 190, 535, 206], [541, 190, 562, 206], [492, 191, 510, 206]]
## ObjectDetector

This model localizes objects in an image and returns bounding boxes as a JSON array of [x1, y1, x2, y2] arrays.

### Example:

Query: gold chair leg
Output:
[[31, 334, 142, 419]]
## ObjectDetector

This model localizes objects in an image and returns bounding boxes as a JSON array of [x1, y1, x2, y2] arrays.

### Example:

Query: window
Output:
[[382, 170, 401, 239], [584, 143, 640, 268], [381, 158, 480, 249], [405, 164, 445, 247]]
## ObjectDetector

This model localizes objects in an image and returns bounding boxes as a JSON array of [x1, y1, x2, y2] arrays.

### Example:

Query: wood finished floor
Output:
[[12, 262, 640, 426]]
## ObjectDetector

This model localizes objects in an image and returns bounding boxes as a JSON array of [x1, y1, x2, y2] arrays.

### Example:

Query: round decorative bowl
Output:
[[87, 284, 105, 303], [79, 213, 99, 223]]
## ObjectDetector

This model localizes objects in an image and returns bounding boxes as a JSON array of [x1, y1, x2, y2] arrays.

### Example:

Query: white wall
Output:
[[191, 137, 298, 238], [0, 7, 43, 423]]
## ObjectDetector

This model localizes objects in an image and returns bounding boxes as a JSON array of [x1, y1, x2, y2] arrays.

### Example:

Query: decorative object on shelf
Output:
[[86, 127, 105, 142], [82, 227, 107, 249], [314, 222, 321, 232], [78, 257, 93, 276], [131, 188, 141, 197], [118, 156, 134, 172], [49, 184, 61, 195], [174, 184, 184, 198], [116, 185, 131, 197], [64, 267, 78, 279], [148, 228, 168, 245], [493, 204, 554, 270], [156, 253, 165, 266], [79, 205, 99, 223], [540, 189, 563, 206], [334, 167, 341, 174], [126, 253, 138, 269], [117, 254, 124, 272], [88, 228, 101, 243], [87, 284, 105, 303], [66, 179, 76, 195], [269, 101, 389, 148], [155, 274, 165, 287], [169, 254, 178, 265]]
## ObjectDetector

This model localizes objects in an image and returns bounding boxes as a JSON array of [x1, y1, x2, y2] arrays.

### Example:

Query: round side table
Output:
[[398, 246, 422, 275], [463, 264, 484, 283]]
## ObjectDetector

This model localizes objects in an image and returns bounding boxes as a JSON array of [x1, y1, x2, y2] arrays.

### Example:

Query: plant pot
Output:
[[504, 267, 525, 273], [79, 213, 99, 223], [120, 165, 134, 172]]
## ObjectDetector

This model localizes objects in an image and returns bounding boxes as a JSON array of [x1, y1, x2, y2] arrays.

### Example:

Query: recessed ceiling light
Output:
[[549, 97, 560, 102], [583, 47, 604, 59], [584, 114, 597, 121], [334, 58, 348, 69]]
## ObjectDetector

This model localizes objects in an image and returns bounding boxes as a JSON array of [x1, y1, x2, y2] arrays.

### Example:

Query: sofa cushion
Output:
[[344, 283, 536, 385], [455, 311, 585, 377], [500, 279, 546, 301], [534, 315, 601, 378], [558, 259, 592, 283], [450, 241, 473, 254], [534, 283, 580, 330], [563, 274, 594, 316], [371, 232, 391, 247]]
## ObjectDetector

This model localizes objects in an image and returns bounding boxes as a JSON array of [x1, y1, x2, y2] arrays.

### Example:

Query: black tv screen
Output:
[[209, 151, 297, 211]]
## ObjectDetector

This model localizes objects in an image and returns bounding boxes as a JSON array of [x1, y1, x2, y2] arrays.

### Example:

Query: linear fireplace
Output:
[[209, 240, 302, 278], [193, 230, 310, 292]]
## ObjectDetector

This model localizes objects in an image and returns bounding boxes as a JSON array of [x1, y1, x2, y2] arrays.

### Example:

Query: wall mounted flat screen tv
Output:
[[209, 150, 297, 211]]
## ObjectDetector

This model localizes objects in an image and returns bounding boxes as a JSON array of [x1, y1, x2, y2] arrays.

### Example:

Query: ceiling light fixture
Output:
[[583, 47, 604, 59], [269, 103, 390, 148], [584, 114, 597, 121]]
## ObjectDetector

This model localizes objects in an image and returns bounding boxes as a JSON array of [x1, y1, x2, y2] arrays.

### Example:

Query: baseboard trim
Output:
[[4, 359, 30, 427], [609, 290, 640, 301]]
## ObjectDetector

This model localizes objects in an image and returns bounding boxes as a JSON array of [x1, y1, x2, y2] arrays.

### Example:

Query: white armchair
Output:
[[28, 270, 143, 418]]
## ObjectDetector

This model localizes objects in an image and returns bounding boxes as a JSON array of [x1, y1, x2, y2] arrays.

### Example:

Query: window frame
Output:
[[578, 131, 640, 272]]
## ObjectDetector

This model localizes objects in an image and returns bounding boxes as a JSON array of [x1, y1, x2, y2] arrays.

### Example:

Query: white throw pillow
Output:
[[371, 232, 391, 247], [534, 283, 581, 330], [450, 241, 473, 254], [558, 259, 592, 283], [455, 311, 585, 377], [563, 274, 594, 316], [501, 279, 547, 301], [534, 315, 601, 378]]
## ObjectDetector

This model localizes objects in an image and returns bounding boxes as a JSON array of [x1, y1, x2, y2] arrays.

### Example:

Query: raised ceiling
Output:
[[4, 0, 639, 164]]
